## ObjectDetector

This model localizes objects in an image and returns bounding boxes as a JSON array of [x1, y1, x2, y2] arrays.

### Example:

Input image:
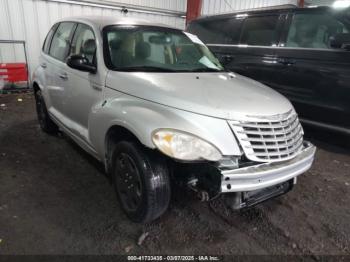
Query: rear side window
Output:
[[285, 13, 350, 49], [49, 22, 76, 62], [42, 24, 58, 54], [188, 18, 242, 44], [240, 16, 280, 46]]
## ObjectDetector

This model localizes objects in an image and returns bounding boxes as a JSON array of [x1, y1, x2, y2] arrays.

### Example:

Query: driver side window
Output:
[[286, 13, 349, 49], [70, 24, 96, 65]]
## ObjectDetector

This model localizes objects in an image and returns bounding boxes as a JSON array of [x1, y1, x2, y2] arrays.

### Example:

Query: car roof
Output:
[[193, 5, 337, 22], [56, 16, 179, 30]]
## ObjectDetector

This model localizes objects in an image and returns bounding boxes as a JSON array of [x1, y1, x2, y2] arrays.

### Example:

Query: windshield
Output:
[[103, 25, 224, 72]]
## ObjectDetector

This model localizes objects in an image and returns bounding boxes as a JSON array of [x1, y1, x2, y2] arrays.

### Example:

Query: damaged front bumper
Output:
[[221, 141, 316, 193]]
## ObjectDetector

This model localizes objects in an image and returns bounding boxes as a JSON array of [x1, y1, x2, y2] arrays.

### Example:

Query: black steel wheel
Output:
[[115, 153, 143, 212], [111, 141, 171, 223], [34, 89, 58, 134]]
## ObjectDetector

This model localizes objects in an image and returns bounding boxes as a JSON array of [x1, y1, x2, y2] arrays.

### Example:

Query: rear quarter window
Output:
[[187, 18, 242, 44], [42, 23, 58, 54]]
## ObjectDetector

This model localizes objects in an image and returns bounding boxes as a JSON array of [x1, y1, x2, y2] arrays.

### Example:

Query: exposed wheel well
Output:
[[105, 125, 143, 175]]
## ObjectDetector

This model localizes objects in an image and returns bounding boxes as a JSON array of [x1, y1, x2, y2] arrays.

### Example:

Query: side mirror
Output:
[[66, 55, 97, 73], [330, 33, 350, 51]]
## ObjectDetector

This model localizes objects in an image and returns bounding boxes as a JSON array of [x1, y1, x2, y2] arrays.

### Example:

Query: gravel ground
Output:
[[0, 93, 349, 256]]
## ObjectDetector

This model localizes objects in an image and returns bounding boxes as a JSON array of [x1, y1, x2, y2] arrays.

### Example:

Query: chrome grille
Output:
[[229, 112, 304, 163]]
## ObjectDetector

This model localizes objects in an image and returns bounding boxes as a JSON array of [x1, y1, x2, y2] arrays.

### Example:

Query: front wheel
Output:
[[111, 141, 171, 223]]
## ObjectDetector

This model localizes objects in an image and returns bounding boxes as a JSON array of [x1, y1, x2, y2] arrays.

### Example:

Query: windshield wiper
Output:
[[115, 66, 225, 73], [188, 68, 223, 72], [116, 66, 176, 72]]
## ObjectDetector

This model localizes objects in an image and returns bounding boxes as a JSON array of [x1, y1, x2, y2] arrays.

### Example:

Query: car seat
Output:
[[81, 39, 96, 64], [135, 42, 151, 63]]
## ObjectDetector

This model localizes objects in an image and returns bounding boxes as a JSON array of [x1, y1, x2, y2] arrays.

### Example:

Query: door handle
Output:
[[40, 63, 47, 69], [92, 84, 102, 91], [58, 72, 68, 80], [221, 54, 235, 64], [277, 58, 296, 66]]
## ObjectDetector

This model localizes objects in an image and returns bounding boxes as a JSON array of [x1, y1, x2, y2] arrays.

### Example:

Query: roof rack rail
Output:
[[201, 4, 298, 17]]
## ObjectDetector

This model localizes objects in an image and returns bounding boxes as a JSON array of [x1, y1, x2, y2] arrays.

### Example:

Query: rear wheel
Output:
[[34, 89, 58, 134], [111, 141, 171, 223]]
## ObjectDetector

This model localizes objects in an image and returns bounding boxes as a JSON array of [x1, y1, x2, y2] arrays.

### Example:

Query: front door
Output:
[[273, 9, 350, 130], [63, 23, 104, 144]]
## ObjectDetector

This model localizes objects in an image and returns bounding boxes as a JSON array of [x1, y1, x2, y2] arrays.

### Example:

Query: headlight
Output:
[[152, 129, 222, 161]]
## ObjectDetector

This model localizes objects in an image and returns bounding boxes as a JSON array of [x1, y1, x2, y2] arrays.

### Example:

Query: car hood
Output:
[[106, 71, 294, 120]]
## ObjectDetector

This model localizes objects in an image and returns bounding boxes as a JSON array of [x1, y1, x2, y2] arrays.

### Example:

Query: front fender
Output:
[[89, 90, 241, 160]]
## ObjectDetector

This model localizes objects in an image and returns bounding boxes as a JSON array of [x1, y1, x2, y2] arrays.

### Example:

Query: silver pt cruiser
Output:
[[32, 17, 316, 223]]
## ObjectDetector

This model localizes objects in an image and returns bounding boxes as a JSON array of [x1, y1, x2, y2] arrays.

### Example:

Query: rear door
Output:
[[188, 12, 287, 88], [46, 22, 77, 119], [40, 23, 58, 106], [231, 13, 286, 88], [273, 9, 350, 130]]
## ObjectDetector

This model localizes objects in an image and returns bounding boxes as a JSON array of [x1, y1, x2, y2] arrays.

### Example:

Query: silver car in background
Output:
[[32, 17, 316, 223]]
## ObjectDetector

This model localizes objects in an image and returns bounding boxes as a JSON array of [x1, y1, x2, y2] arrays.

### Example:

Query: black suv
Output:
[[187, 6, 350, 134]]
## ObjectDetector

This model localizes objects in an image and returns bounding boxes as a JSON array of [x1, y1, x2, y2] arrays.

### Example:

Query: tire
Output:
[[34, 89, 58, 134], [111, 141, 171, 223]]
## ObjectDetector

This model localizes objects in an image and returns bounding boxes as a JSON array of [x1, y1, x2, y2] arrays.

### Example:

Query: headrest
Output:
[[82, 39, 96, 55], [135, 42, 151, 59], [109, 38, 122, 50]]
